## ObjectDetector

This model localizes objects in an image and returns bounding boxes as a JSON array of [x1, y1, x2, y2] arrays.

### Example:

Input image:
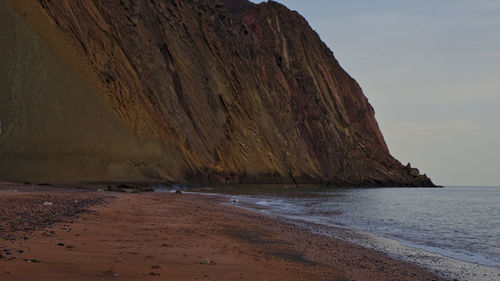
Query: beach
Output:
[[0, 182, 444, 280]]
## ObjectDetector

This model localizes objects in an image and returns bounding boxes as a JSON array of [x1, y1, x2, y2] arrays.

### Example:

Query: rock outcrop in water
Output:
[[0, 0, 435, 187]]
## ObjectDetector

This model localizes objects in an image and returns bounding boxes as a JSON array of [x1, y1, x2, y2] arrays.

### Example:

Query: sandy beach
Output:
[[0, 182, 444, 280]]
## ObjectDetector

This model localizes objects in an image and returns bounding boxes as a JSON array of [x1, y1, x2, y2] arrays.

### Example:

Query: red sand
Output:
[[0, 183, 444, 280]]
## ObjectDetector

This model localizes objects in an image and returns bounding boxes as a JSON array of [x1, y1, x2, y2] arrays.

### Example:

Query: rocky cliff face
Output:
[[0, 0, 435, 186]]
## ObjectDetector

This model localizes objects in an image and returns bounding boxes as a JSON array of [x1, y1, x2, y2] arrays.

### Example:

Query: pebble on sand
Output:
[[200, 258, 215, 265]]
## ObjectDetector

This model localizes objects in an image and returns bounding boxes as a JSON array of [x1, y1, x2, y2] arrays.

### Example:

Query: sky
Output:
[[250, 0, 500, 186]]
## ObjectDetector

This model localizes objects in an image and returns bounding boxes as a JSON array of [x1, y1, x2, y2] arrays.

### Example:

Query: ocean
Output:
[[197, 186, 500, 281]]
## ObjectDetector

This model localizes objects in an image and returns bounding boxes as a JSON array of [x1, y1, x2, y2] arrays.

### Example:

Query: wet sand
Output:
[[0, 182, 444, 280]]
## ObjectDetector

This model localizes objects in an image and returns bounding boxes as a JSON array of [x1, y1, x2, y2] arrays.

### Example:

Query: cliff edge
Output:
[[0, 0, 435, 187]]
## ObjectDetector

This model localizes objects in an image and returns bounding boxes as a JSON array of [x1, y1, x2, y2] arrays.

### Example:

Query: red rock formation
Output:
[[0, 0, 435, 187]]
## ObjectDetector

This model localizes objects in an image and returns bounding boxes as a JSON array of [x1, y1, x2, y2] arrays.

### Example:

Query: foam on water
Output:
[[214, 186, 500, 281]]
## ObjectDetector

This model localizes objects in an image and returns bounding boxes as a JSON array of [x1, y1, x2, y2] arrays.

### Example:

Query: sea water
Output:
[[203, 186, 500, 281]]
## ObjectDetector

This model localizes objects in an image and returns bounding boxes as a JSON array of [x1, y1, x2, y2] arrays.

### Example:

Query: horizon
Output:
[[249, 0, 500, 187], [0, 2, 498, 280]]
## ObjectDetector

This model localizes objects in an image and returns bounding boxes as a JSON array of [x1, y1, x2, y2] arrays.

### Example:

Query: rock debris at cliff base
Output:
[[0, 0, 435, 187]]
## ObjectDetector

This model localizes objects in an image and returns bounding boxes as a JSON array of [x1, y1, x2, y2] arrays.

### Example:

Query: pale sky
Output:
[[250, 0, 500, 186]]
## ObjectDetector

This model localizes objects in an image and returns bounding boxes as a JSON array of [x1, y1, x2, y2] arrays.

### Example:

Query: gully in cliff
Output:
[[4, 1, 497, 281], [0, 0, 434, 187]]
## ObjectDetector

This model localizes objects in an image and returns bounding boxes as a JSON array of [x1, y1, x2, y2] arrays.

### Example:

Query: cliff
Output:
[[0, 0, 435, 187]]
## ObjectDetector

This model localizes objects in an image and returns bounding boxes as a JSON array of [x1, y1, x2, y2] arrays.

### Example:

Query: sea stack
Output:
[[0, 0, 435, 187]]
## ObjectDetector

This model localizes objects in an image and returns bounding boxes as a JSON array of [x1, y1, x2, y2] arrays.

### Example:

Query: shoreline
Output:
[[0, 182, 446, 280], [213, 189, 500, 281], [272, 213, 500, 281]]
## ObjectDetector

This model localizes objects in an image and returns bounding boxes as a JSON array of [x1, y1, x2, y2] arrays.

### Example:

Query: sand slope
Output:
[[0, 0, 434, 187]]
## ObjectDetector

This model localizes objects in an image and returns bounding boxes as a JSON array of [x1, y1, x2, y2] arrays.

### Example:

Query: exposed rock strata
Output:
[[0, 0, 435, 187]]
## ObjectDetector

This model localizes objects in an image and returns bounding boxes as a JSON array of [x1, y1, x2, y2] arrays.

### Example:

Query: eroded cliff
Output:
[[0, 0, 435, 186]]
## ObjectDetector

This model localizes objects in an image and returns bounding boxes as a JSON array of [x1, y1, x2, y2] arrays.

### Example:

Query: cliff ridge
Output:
[[0, 0, 435, 187]]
